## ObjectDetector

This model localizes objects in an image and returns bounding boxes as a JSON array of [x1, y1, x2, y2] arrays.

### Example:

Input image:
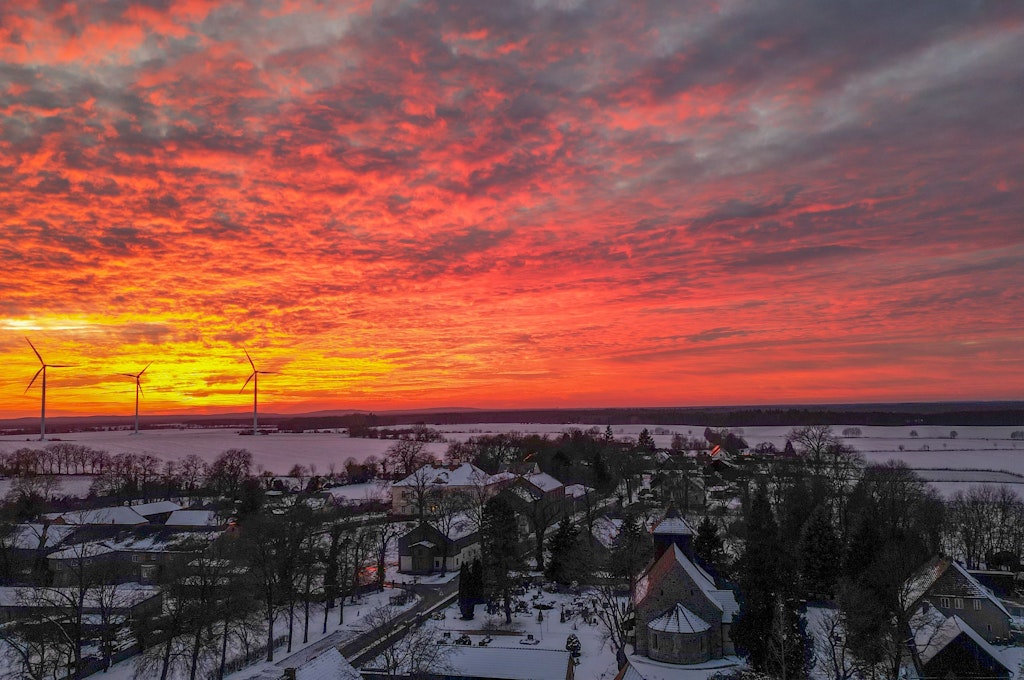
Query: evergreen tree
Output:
[[732, 484, 784, 672], [798, 505, 840, 600], [637, 428, 656, 453], [693, 515, 729, 580], [457, 563, 474, 619], [481, 496, 523, 624], [545, 520, 580, 585], [609, 513, 654, 588]]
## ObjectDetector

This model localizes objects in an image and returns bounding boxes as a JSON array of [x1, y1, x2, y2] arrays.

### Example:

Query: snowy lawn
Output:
[[421, 587, 622, 680]]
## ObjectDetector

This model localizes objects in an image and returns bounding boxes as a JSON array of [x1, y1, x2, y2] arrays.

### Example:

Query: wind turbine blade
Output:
[[25, 338, 43, 365], [138, 382, 144, 398], [119, 373, 137, 378], [240, 372, 256, 393], [25, 368, 44, 393], [243, 349, 255, 371], [139, 362, 152, 376]]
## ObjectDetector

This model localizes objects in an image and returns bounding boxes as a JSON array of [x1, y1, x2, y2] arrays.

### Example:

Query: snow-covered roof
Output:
[[564, 483, 594, 499], [8, 523, 76, 550], [0, 583, 160, 609], [129, 501, 182, 517], [911, 606, 1011, 672], [636, 545, 739, 624], [165, 510, 222, 527], [56, 507, 147, 526], [486, 471, 517, 485], [617, 655, 742, 680], [903, 556, 1012, 619], [293, 647, 361, 680], [446, 514, 477, 542], [410, 540, 436, 549], [593, 516, 622, 549], [652, 516, 693, 537], [47, 541, 118, 560], [524, 472, 563, 492], [441, 646, 571, 680], [648, 603, 711, 634], [393, 463, 489, 487]]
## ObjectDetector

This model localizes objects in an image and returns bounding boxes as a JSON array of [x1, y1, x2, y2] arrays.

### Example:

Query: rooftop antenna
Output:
[[24, 338, 75, 441], [240, 349, 277, 436], [119, 363, 152, 435]]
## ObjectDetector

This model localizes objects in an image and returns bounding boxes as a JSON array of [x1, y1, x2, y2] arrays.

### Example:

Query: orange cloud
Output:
[[0, 1, 1022, 418]]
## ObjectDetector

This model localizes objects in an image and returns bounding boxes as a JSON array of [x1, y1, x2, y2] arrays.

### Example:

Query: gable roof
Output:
[[635, 544, 739, 623], [911, 606, 1011, 672], [393, 463, 488, 487], [524, 472, 563, 493], [129, 501, 182, 517], [165, 510, 222, 527], [904, 556, 1012, 619], [436, 647, 571, 680], [8, 523, 77, 550], [55, 507, 147, 526]]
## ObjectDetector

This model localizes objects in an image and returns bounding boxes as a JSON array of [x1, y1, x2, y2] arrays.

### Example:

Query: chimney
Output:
[[283, 669, 296, 680]]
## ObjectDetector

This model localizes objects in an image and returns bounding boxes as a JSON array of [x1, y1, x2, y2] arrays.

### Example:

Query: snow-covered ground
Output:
[[419, 586, 741, 680], [67, 587, 417, 680], [1, 423, 1022, 492], [0, 429, 447, 475]]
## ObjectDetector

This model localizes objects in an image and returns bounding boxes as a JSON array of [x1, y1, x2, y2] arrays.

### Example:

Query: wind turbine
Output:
[[24, 338, 75, 441], [119, 363, 152, 435], [240, 350, 277, 436]]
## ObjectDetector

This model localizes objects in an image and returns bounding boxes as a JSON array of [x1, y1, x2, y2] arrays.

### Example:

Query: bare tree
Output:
[[385, 440, 431, 479], [361, 604, 452, 678], [591, 584, 633, 663], [430, 491, 471, 576], [812, 607, 857, 680]]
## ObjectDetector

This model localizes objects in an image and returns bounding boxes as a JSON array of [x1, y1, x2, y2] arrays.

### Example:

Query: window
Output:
[[954, 598, 964, 610], [939, 597, 951, 608], [973, 599, 981, 611], [651, 634, 658, 650], [132, 555, 141, 563]]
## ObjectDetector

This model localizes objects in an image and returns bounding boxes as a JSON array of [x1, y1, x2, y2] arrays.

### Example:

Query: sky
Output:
[[0, 0, 1022, 418]]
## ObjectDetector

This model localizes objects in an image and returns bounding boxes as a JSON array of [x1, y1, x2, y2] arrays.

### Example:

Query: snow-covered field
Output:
[[0, 429, 447, 475], [1, 423, 1022, 493]]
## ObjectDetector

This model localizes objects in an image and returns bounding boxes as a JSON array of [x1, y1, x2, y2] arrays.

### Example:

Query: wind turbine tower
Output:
[[240, 350, 277, 436], [120, 363, 151, 435], [24, 338, 75, 441]]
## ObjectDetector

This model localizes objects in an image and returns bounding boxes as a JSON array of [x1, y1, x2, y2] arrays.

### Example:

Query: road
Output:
[[242, 578, 459, 677], [341, 578, 460, 668]]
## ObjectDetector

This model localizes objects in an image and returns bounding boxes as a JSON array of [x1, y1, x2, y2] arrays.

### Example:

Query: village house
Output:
[[904, 555, 1013, 642], [397, 517, 480, 575], [391, 463, 498, 516], [908, 604, 1012, 680]]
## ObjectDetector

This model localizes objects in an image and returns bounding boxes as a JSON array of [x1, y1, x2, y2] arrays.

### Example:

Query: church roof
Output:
[[635, 544, 739, 624], [651, 507, 694, 537], [648, 603, 711, 634]]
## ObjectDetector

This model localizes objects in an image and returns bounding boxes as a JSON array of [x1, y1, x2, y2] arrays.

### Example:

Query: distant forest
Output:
[[4, 402, 1022, 436]]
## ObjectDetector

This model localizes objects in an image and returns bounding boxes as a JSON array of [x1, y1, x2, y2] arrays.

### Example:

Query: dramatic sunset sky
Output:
[[1, 1, 1022, 418]]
